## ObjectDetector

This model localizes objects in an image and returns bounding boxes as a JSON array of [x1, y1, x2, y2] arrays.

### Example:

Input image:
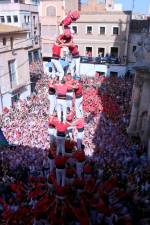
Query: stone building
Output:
[[127, 18, 150, 69], [39, 0, 80, 58], [40, 0, 131, 64], [0, 24, 31, 113], [0, 0, 41, 63], [128, 38, 150, 158]]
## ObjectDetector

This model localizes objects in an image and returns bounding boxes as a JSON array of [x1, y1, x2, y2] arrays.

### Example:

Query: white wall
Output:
[[108, 64, 127, 77], [1, 92, 12, 109], [43, 60, 127, 77], [80, 63, 127, 77]]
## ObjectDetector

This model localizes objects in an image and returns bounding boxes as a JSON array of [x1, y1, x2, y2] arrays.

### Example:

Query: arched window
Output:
[[46, 6, 56, 16]]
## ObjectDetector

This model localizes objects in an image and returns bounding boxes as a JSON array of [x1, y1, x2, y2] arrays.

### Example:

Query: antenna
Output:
[[132, 0, 135, 11]]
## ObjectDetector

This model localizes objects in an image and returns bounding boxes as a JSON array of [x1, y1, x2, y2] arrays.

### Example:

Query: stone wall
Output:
[[128, 68, 150, 153]]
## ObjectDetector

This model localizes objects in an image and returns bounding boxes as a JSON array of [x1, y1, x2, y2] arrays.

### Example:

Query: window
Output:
[[7, 16, 11, 23], [13, 15, 18, 23], [10, 37, 14, 50], [86, 26, 92, 34], [33, 16, 36, 27], [33, 50, 40, 61], [113, 27, 119, 35], [72, 25, 77, 34], [8, 60, 17, 88], [46, 6, 56, 16], [98, 48, 105, 57], [100, 26, 105, 35], [110, 47, 118, 58], [28, 16, 30, 23], [0, 16, 5, 23], [132, 45, 137, 53], [2, 37, 6, 46], [28, 52, 33, 64], [85, 47, 92, 57], [24, 15, 27, 23]]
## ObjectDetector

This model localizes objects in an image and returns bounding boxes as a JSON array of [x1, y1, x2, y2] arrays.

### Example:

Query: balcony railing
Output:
[[80, 56, 122, 65]]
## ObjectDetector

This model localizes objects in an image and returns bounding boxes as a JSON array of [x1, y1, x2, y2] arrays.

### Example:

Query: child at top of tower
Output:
[[59, 10, 80, 29]]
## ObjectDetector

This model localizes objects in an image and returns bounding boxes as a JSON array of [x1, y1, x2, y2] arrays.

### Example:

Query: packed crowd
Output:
[[0, 72, 149, 225], [0, 9, 150, 225]]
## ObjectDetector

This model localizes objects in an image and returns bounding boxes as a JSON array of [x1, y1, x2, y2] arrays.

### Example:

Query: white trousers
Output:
[[56, 168, 65, 187], [56, 136, 65, 155], [51, 58, 64, 80], [48, 94, 56, 115], [70, 57, 80, 77], [66, 91, 73, 109], [67, 127, 73, 139], [77, 130, 84, 150], [56, 98, 67, 122], [75, 96, 83, 118], [48, 127, 56, 144]]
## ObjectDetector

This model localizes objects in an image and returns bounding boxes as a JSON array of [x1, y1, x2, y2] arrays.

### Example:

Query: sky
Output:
[[115, 0, 150, 14], [81, 0, 150, 14]]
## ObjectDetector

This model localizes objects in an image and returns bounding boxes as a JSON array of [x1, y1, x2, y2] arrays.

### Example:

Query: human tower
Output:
[[46, 10, 88, 194]]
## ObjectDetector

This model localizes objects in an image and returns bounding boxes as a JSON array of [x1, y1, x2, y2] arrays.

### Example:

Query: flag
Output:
[[0, 128, 9, 146]]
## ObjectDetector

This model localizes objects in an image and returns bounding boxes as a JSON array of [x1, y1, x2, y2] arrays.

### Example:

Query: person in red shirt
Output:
[[68, 199, 89, 225], [73, 150, 86, 177], [72, 116, 84, 150], [48, 80, 56, 115], [59, 10, 80, 29], [55, 155, 66, 187], [69, 43, 80, 79], [73, 80, 83, 118], [55, 79, 68, 122], [66, 108, 75, 140], [66, 74, 74, 110], [56, 28, 73, 47], [48, 112, 58, 145], [55, 120, 69, 155], [51, 40, 64, 80], [65, 164, 76, 185], [48, 147, 56, 173]]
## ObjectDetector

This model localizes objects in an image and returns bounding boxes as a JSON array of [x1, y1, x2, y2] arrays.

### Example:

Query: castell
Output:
[[0, 1, 149, 225]]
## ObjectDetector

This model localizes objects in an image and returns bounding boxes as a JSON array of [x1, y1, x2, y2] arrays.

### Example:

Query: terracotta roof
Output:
[[0, 24, 27, 34]]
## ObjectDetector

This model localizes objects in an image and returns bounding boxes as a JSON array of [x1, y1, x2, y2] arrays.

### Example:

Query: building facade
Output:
[[128, 68, 150, 157], [127, 18, 150, 69], [40, 0, 131, 65], [128, 27, 150, 157], [39, 0, 79, 59], [0, 24, 31, 113], [0, 0, 41, 63]]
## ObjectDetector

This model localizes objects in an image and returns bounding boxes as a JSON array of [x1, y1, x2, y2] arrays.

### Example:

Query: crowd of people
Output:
[[0, 71, 149, 224], [0, 10, 149, 225]]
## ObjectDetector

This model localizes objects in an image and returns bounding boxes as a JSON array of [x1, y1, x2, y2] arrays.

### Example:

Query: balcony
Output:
[[80, 56, 122, 65], [0, 2, 38, 13]]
